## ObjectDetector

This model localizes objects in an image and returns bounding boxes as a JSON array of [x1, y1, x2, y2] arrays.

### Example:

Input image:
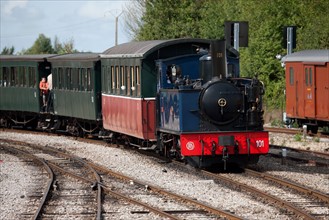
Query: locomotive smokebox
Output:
[[199, 40, 227, 82]]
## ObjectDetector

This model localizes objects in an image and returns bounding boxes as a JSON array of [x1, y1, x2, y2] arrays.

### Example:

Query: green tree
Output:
[[25, 34, 54, 54], [53, 36, 77, 54], [125, 0, 329, 108], [1, 46, 15, 55], [136, 0, 203, 40]]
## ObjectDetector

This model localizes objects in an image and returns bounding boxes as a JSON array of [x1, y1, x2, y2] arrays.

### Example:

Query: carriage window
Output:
[[305, 68, 308, 86], [120, 66, 126, 95], [2, 67, 9, 87], [81, 68, 87, 91], [126, 66, 131, 96], [17, 67, 22, 87], [87, 68, 92, 91], [101, 66, 106, 93], [66, 68, 72, 90], [58, 68, 63, 89], [22, 67, 27, 87], [136, 66, 141, 96], [111, 66, 115, 93], [107, 66, 111, 93], [0, 68, 3, 87], [77, 68, 81, 91], [10, 67, 16, 87], [289, 67, 294, 85], [28, 67, 36, 88], [131, 66, 136, 96], [72, 68, 78, 91], [53, 69, 57, 89], [115, 66, 120, 94]]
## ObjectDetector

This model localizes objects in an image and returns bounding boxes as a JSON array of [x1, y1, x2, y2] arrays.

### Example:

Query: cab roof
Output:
[[101, 38, 239, 59]]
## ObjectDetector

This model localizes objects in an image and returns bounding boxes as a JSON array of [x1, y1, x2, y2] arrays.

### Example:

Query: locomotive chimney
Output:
[[211, 40, 227, 79]]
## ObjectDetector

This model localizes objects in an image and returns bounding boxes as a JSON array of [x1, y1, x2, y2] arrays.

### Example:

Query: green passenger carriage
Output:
[[48, 53, 102, 135], [0, 55, 53, 127]]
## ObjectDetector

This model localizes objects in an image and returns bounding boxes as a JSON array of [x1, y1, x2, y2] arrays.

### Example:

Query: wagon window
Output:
[[136, 66, 141, 96], [289, 67, 294, 85], [309, 68, 312, 86], [305, 68, 308, 86]]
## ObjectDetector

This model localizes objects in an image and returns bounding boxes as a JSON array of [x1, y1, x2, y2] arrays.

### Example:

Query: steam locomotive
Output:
[[0, 38, 269, 168]]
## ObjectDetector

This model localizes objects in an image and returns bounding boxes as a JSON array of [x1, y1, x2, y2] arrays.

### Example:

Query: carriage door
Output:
[[304, 65, 315, 118]]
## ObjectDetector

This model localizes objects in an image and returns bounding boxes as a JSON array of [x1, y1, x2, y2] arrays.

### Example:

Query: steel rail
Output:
[[170, 160, 317, 220], [70, 155, 103, 220], [269, 152, 329, 167], [47, 162, 182, 220], [86, 161, 243, 220], [0, 140, 185, 220], [245, 168, 329, 204], [0, 145, 54, 220], [15, 140, 242, 220], [270, 144, 329, 159]]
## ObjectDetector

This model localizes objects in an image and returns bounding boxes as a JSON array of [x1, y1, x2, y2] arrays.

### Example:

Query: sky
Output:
[[0, 0, 133, 53]]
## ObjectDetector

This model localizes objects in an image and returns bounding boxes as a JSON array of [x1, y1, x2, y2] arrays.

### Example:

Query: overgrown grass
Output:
[[270, 118, 285, 127], [294, 133, 302, 142]]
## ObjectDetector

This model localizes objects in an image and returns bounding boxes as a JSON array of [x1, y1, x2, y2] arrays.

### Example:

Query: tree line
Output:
[[1, 34, 78, 55]]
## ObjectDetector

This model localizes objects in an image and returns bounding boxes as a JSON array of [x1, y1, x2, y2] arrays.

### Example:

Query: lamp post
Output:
[[105, 10, 124, 46], [114, 11, 123, 46]]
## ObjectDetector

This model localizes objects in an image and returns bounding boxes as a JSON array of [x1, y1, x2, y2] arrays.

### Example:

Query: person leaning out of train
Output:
[[46, 73, 53, 112], [39, 77, 49, 109]]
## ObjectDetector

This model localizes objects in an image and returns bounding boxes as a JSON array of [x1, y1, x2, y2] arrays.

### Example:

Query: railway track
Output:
[[269, 145, 329, 167], [1, 142, 101, 219], [170, 160, 329, 220], [0, 138, 243, 219], [1, 129, 328, 219], [0, 144, 53, 220], [265, 126, 329, 139]]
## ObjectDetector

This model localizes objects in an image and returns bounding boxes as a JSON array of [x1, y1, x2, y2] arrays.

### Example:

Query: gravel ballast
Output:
[[1, 131, 328, 219]]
